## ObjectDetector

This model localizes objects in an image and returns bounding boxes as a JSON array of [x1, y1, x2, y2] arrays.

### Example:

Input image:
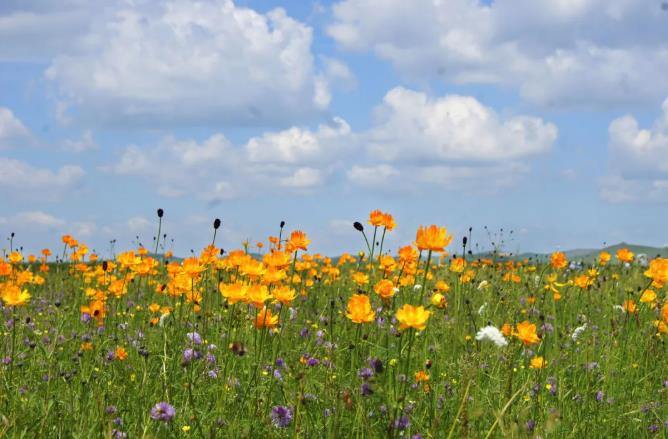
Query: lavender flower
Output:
[[270, 406, 293, 428], [150, 402, 176, 422]]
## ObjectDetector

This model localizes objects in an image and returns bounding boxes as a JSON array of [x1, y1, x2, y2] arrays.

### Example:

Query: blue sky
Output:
[[1, 0, 668, 257]]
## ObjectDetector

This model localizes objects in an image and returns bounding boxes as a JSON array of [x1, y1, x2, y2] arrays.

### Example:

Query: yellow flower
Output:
[[288, 230, 310, 252], [368, 210, 385, 227], [1, 284, 30, 307], [415, 225, 453, 253], [430, 293, 447, 309], [395, 304, 431, 331], [244, 284, 271, 309], [352, 271, 369, 286], [514, 320, 540, 345], [530, 356, 547, 369], [640, 289, 657, 303], [598, 251, 611, 265], [272, 286, 296, 305], [345, 294, 375, 324], [623, 299, 637, 314]]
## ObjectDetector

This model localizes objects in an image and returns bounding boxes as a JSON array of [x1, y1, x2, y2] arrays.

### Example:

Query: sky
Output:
[[1, 0, 668, 258]]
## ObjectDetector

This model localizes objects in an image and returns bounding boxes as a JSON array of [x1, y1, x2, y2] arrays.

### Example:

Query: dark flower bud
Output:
[[280, 221, 286, 228], [102, 261, 108, 271], [213, 218, 221, 229], [353, 221, 364, 232], [462, 236, 468, 246], [157, 208, 164, 218], [425, 359, 432, 369]]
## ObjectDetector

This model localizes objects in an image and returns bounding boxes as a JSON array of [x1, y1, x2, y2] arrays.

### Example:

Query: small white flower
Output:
[[475, 325, 508, 347], [158, 313, 170, 327], [477, 280, 489, 290], [414, 284, 422, 291], [571, 323, 587, 341], [477, 302, 487, 315], [613, 305, 625, 312]]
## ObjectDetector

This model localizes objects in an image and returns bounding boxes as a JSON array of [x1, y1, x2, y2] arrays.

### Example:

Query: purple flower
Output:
[[360, 382, 373, 397], [369, 358, 384, 373], [307, 358, 320, 367], [527, 419, 536, 432], [358, 367, 374, 380], [270, 406, 293, 428], [596, 390, 604, 402], [649, 424, 659, 433], [394, 415, 410, 431], [150, 402, 176, 422], [80, 313, 91, 323], [186, 332, 202, 345]]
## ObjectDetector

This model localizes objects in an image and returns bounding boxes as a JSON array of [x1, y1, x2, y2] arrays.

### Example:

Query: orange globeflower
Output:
[[1, 284, 30, 307], [573, 274, 592, 289], [415, 225, 453, 253], [373, 279, 396, 301], [530, 356, 547, 369], [640, 289, 657, 303], [245, 284, 272, 308], [368, 210, 385, 227], [549, 252, 568, 270], [288, 230, 310, 252], [395, 304, 431, 331], [8, 251, 22, 264], [598, 251, 611, 265], [382, 213, 396, 231], [219, 282, 248, 305], [254, 307, 279, 329], [622, 299, 637, 314], [616, 248, 634, 263], [115, 346, 128, 361], [514, 320, 540, 345], [272, 285, 296, 305], [345, 294, 375, 324], [644, 258, 668, 288]]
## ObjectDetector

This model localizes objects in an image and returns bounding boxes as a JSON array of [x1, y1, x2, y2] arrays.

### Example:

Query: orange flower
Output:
[[501, 323, 513, 337], [368, 210, 385, 227], [662, 302, 668, 323], [598, 251, 611, 265], [115, 346, 128, 361], [530, 356, 547, 369], [352, 271, 369, 286], [622, 299, 637, 314], [219, 282, 248, 305], [514, 320, 540, 345], [616, 248, 634, 263], [272, 286, 296, 305], [640, 289, 657, 303], [644, 258, 668, 288], [1, 284, 30, 307], [415, 225, 453, 253], [549, 252, 568, 270], [374, 279, 396, 301], [345, 294, 375, 324], [254, 307, 279, 329], [573, 274, 592, 289], [450, 257, 466, 273], [244, 284, 271, 308], [395, 304, 431, 331], [430, 293, 447, 309], [382, 213, 396, 231], [8, 251, 22, 264], [288, 230, 310, 252], [414, 370, 430, 382]]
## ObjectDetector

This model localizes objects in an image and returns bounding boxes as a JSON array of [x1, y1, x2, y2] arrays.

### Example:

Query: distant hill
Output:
[[469, 242, 668, 263]]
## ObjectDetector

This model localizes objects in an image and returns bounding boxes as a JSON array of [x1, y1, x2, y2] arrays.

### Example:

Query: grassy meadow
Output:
[[1, 210, 668, 438]]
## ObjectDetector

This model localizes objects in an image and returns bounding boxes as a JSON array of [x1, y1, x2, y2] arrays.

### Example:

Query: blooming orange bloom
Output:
[[272, 285, 296, 305], [501, 323, 513, 337], [352, 271, 369, 286], [430, 293, 447, 309], [514, 320, 540, 345], [598, 251, 611, 265], [622, 299, 637, 314], [244, 284, 271, 308], [8, 251, 22, 264], [415, 370, 430, 382], [415, 225, 453, 253], [1, 283, 30, 307], [640, 289, 657, 303], [450, 257, 466, 273], [368, 210, 385, 227], [219, 282, 248, 305], [662, 302, 668, 323], [530, 356, 547, 369], [254, 307, 279, 329], [574, 274, 593, 289], [395, 304, 431, 331], [549, 252, 568, 270], [382, 213, 396, 231], [288, 230, 310, 252], [373, 279, 396, 301], [616, 248, 634, 263], [345, 294, 375, 324], [115, 346, 128, 361], [644, 258, 668, 288]]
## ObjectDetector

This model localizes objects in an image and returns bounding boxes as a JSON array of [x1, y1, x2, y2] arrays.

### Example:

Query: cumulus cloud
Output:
[[328, 0, 668, 108], [0, 157, 85, 198], [366, 87, 557, 162], [0, 107, 30, 149], [63, 130, 96, 152], [601, 98, 668, 203], [42, 0, 329, 127]]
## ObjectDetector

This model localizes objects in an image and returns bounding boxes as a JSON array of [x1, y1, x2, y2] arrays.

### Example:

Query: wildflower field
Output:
[[1, 210, 668, 438]]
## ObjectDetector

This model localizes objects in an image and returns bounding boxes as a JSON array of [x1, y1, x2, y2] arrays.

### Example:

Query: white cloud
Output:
[[279, 167, 323, 188], [0, 107, 30, 149], [367, 87, 557, 162], [328, 0, 668, 108], [63, 130, 96, 152], [347, 164, 399, 188], [127, 216, 152, 233], [43, 0, 328, 127], [0, 157, 85, 198], [602, 97, 668, 203], [12, 211, 65, 228]]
